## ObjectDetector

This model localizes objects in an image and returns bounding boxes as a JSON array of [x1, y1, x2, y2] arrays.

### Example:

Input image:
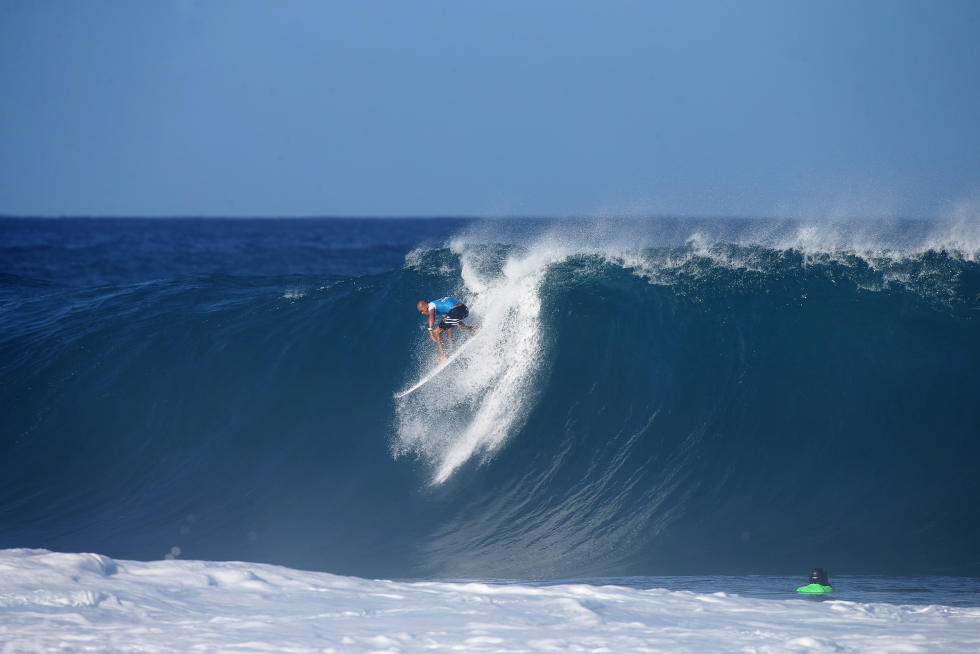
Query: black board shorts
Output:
[[437, 303, 469, 329]]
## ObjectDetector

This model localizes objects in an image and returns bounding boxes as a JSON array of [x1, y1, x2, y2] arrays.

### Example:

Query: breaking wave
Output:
[[2, 217, 978, 578]]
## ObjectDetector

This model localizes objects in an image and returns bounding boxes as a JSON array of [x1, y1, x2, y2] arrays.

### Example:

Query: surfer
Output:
[[796, 568, 833, 594], [417, 297, 477, 361]]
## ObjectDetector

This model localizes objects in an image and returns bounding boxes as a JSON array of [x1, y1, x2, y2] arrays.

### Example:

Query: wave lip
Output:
[[393, 217, 980, 490]]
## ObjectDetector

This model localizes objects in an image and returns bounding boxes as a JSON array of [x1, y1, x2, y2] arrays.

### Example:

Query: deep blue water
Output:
[[1, 216, 978, 589]]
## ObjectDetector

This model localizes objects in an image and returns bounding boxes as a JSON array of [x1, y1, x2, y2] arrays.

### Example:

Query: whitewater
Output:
[[3, 549, 979, 653], [2, 216, 979, 651]]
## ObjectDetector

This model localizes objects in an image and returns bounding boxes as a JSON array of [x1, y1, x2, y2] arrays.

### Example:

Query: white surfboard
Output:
[[394, 335, 479, 399]]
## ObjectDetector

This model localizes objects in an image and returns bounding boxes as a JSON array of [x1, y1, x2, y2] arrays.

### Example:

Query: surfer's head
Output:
[[417, 300, 428, 314], [808, 568, 829, 586]]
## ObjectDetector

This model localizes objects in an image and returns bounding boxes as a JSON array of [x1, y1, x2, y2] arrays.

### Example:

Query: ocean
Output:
[[1, 216, 978, 652]]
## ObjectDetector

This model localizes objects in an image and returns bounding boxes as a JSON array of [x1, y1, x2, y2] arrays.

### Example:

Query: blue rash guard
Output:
[[428, 297, 461, 314]]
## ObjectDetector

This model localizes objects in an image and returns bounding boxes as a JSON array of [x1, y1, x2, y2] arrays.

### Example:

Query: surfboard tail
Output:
[[394, 334, 480, 398]]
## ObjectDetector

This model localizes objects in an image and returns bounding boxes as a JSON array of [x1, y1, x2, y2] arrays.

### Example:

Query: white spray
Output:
[[394, 236, 569, 484]]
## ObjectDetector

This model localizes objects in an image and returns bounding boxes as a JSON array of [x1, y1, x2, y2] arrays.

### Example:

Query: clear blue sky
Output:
[[1, 0, 978, 217]]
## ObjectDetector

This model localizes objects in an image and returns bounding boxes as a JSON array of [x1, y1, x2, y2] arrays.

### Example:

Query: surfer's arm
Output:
[[427, 310, 438, 342]]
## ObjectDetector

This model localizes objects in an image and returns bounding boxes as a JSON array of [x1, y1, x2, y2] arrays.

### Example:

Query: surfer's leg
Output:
[[447, 307, 477, 333], [434, 327, 447, 361]]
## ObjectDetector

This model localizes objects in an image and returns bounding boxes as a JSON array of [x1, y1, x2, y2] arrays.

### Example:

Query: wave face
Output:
[[2, 217, 979, 579]]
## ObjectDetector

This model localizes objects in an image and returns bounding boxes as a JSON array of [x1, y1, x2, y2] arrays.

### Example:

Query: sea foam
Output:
[[1, 549, 978, 653]]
